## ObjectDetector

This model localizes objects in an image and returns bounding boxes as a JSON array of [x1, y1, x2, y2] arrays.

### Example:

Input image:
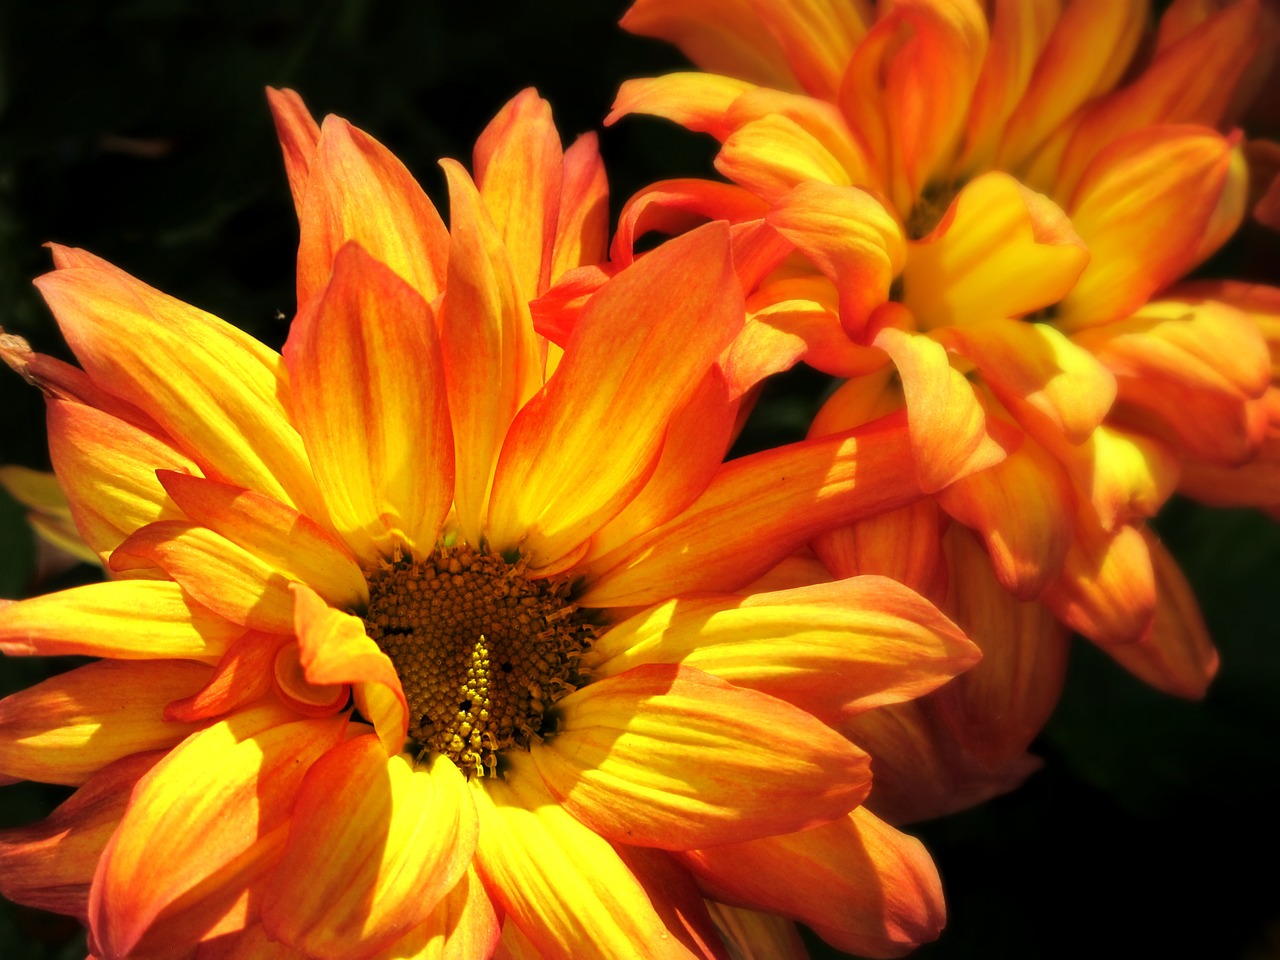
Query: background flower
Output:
[[0, 3, 1277, 960]]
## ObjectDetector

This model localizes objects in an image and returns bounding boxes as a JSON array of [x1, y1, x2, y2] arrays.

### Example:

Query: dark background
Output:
[[1, 3, 1278, 958]]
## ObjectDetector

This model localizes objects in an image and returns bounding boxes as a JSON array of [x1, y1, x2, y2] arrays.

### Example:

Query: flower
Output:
[[606, 0, 1277, 818], [0, 89, 979, 958]]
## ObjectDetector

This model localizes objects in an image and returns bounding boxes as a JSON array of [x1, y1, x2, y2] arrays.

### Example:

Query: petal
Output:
[[741, 0, 873, 99], [936, 318, 1115, 445], [470, 752, 705, 960], [266, 87, 321, 219], [902, 173, 1090, 330], [872, 320, 1008, 493], [34, 253, 327, 524], [1059, 126, 1239, 329], [437, 159, 543, 547], [0, 464, 99, 567], [0, 751, 162, 921], [365, 867, 501, 960], [680, 806, 946, 959], [286, 241, 454, 561], [262, 738, 477, 959], [1100, 531, 1218, 699], [165, 632, 284, 724], [550, 133, 610, 282], [580, 411, 924, 607], [295, 116, 449, 308], [474, 89, 563, 301], [486, 222, 744, 567], [292, 582, 407, 756], [0, 579, 239, 661], [583, 578, 976, 723], [705, 903, 808, 960], [608, 73, 755, 140], [812, 498, 949, 605], [45, 399, 198, 563], [109, 521, 299, 633], [767, 182, 906, 338], [611, 178, 770, 267], [717, 114, 854, 202], [0, 659, 212, 785], [533, 664, 870, 849], [89, 708, 345, 960], [612, 845, 730, 960]]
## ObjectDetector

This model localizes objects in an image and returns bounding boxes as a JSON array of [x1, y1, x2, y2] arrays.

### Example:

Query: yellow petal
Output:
[[584, 578, 976, 722], [608, 73, 755, 139], [0, 659, 212, 786], [534, 664, 870, 848], [470, 752, 703, 960], [286, 241, 454, 561], [717, 114, 853, 202], [364, 867, 500, 960], [812, 498, 949, 604], [262, 739, 477, 959]]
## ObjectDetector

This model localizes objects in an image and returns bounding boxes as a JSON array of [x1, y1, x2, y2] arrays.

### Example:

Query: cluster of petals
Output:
[[0, 88, 990, 959], [610, 0, 1280, 819]]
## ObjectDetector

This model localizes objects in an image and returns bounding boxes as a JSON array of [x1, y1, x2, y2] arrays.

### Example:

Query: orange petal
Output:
[[717, 114, 854, 202], [266, 87, 321, 219], [812, 498, 949, 605], [872, 320, 1008, 493], [295, 116, 448, 308], [34, 252, 328, 524], [611, 178, 770, 267], [0, 578, 239, 661], [486, 222, 743, 567], [903, 173, 1090, 331], [580, 411, 923, 607], [45, 399, 198, 563], [935, 425, 1077, 599], [474, 89, 563, 301], [286, 241, 454, 561], [364, 866, 501, 960], [0, 751, 162, 921], [109, 521, 298, 633], [744, 0, 872, 98], [437, 158, 543, 547], [550, 133, 610, 282], [1178, 387, 1280, 509], [619, 0, 800, 91], [1041, 515, 1156, 647], [767, 181, 906, 338], [272, 642, 349, 717], [612, 845, 730, 960], [1100, 531, 1218, 698], [583, 579, 976, 723], [262, 737, 477, 959], [1060, 126, 1239, 328], [89, 708, 345, 960], [165, 632, 284, 724], [291, 582, 406, 756], [533, 664, 870, 849], [937, 525, 1072, 768], [470, 751, 705, 960], [705, 902, 808, 960], [0, 659, 212, 786], [608, 73, 755, 140], [680, 806, 945, 959]]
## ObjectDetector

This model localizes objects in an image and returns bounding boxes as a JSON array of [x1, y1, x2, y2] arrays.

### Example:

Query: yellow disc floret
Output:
[[363, 545, 597, 778]]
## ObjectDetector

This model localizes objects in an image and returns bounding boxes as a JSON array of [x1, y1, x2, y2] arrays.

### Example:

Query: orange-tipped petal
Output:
[[266, 87, 321, 219], [286, 241, 454, 561], [681, 806, 946, 959], [34, 254, 327, 524], [0, 751, 161, 921], [473, 89, 563, 301], [767, 182, 906, 338], [583, 579, 976, 723], [812, 498, 949, 605], [45, 399, 198, 563], [903, 173, 1090, 331], [364, 866, 501, 960], [486, 222, 743, 567], [533, 664, 870, 849], [611, 178, 770, 267], [295, 116, 448, 308], [717, 114, 854, 202], [580, 412, 923, 607], [0, 579, 239, 661], [608, 73, 755, 140], [872, 320, 1008, 493], [0, 659, 211, 786], [88, 708, 345, 960], [291, 583, 407, 756], [1101, 531, 1218, 698], [165, 631, 283, 724], [550, 133, 610, 282], [262, 737, 477, 959], [437, 158, 543, 547], [1060, 126, 1239, 329], [470, 751, 707, 960], [272, 642, 349, 717], [109, 521, 299, 633]]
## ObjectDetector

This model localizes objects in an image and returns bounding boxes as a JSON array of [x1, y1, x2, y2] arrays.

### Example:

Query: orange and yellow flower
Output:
[[0, 89, 980, 958], [607, 0, 1277, 818]]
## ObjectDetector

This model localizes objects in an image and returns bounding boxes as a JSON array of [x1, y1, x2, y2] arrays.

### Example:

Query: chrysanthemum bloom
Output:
[[606, 0, 1276, 818], [0, 89, 980, 959]]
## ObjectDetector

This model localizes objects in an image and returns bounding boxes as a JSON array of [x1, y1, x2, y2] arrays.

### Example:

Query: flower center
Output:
[[362, 545, 597, 779], [905, 180, 962, 240]]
